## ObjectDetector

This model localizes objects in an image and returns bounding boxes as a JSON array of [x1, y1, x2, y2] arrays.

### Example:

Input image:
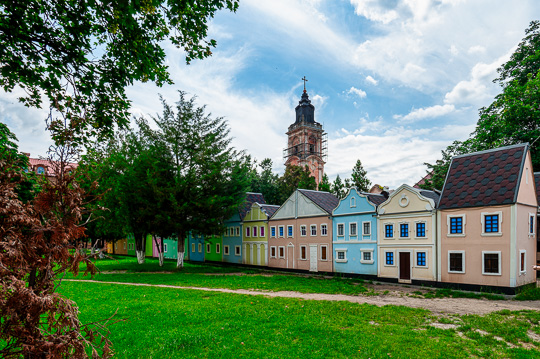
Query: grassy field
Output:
[[56, 256, 540, 358]]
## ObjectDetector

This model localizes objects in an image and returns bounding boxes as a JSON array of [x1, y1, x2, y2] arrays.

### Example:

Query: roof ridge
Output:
[[452, 143, 528, 160]]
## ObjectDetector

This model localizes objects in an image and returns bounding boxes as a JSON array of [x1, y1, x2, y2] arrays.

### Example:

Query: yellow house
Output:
[[377, 184, 439, 284], [242, 202, 279, 266]]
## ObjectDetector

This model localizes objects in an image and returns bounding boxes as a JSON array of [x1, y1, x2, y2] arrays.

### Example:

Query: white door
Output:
[[309, 245, 318, 272]]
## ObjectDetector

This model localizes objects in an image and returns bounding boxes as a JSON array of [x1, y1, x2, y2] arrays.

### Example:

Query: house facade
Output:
[[188, 232, 205, 262], [438, 144, 538, 290], [332, 188, 385, 276], [268, 189, 338, 272], [377, 185, 439, 283], [242, 202, 279, 266]]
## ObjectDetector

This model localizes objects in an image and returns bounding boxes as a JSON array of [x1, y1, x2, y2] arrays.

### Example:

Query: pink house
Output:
[[438, 144, 538, 292]]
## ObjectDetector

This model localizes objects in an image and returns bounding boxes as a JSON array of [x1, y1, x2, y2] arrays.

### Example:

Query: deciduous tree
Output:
[[0, 0, 239, 144]]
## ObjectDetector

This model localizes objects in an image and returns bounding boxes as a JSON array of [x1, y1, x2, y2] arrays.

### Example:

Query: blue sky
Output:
[[2, 0, 539, 188]]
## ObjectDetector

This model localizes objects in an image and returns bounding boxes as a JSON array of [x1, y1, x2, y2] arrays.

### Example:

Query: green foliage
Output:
[[248, 158, 281, 205], [515, 287, 540, 301], [350, 159, 372, 192], [318, 173, 331, 192], [332, 174, 346, 199], [422, 21, 540, 188], [0, 0, 239, 144], [277, 164, 317, 204]]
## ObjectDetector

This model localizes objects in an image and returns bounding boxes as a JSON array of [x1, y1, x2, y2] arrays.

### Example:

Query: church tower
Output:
[[283, 78, 327, 185]]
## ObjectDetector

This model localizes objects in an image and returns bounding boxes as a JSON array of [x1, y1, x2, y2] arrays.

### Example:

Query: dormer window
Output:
[[350, 196, 356, 208], [37, 166, 45, 174]]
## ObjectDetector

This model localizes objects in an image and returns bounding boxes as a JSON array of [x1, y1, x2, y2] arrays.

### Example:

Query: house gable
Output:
[[516, 151, 538, 207], [271, 193, 297, 220], [333, 188, 377, 215], [378, 184, 436, 215]]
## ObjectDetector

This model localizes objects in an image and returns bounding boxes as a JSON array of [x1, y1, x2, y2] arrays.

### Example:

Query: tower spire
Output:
[[301, 76, 308, 93]]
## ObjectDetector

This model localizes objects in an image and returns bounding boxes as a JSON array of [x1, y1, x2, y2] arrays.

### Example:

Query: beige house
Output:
[[438, 144, 537, 291], [377, 184, 439, 283]]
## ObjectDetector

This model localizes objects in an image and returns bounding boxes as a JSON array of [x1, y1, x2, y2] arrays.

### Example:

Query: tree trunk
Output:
[[136, 250, 145, 264], [177, 232, 185, 268], [159, 252, 164, 266], [135, 233, 145, 264], [152, 234, 164, 267]]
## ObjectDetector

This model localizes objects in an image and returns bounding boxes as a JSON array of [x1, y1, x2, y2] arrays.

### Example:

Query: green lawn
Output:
[[57, 256, 540, 358], [58, 281, 540, 358], [68, 255, 370, 296]]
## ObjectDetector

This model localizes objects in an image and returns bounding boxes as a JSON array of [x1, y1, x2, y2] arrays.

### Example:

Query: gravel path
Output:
[[64, 279, 540, 315]]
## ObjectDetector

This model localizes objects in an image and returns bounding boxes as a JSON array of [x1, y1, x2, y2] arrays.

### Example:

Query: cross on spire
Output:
[[301, 76, 308, 92]]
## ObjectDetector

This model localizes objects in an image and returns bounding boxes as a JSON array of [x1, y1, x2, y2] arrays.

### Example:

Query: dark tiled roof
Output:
[[534, 172, 540, 206], [439, 144, 527, 209], [298, 189, 339, 214], [365, 193, 386, 206], [419, 190, 440, 207], [413, 172, 433, 189], [260, 204, 280, 218], [239, 192, 265, 219]]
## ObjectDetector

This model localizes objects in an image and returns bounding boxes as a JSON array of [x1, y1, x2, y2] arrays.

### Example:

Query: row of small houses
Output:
[[109, 144, 540, 293]]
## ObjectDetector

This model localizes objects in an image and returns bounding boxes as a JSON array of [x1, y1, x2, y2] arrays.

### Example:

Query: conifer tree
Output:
[[351, 159, 372, 192], [332, 174, 346, 199]]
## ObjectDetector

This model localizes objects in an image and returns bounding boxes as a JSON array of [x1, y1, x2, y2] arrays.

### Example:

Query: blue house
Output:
[[222, 192, 266, 265], [188, 232, 205, 262], [332, 188, 386, 276]]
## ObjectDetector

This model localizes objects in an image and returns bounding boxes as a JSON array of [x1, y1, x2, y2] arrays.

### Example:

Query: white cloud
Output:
[[347, 86, 367, 99], [365, 75, 378, 85], [349, 0, 400, 24], [395, 104, 455, 123], [467, 45, 486, 54]]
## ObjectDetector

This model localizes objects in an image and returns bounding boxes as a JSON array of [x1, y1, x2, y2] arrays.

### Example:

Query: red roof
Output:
[[28, 157, 78, 177]]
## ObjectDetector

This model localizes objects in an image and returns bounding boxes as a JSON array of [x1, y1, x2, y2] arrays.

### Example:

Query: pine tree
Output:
[[318, 173, 331, 192], [332, 174, 346, 199], [351, 159, 372, 192]]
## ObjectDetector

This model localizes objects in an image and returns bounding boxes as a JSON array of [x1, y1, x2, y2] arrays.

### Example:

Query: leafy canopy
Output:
[[0, 0, 239, 144]]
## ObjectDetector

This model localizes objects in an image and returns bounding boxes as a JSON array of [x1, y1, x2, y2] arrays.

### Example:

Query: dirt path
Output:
[[64, 279, 540, 315]]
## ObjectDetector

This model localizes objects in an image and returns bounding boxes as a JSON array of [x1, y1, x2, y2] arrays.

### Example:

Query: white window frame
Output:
[[481, 211, 503, 236], [529, 213, 535, 236], [300, 245, 307, 260], [335, 248, 347, 263], [271, 226, 276, 238], [192, 243, 195, 253], [384, 250, 396, 267], [252, 226, 258, 237], [321, 223, 328, 236], [206, 243, 211, 253], [414, 221, 427, 238], [270, 246, 277, 258], [447, 214, 466, 237], [234, 245, 241, 256], [246, 227, 250, 237], [414, 250, 428, 268], [278, 246, 285, 258], [216, 243, 221, 254], [224, 245, 230, 255], [278, 226, 285, 238], [362, 221, 371, 236], [287, 225, 294, 238], [260, 226, 265, 238], [337, 223, 345, 237], [349, 222, 358, 237], [300, 225, 307, 237], [198, 243, 202, 253], [164, 243, 168, 253], [310, 224, 317, 236], [520, 250, 527, 275], [320, 245, 328, 261], [350, 196, 356, 208], [398, 222, 410, 239], [482, 251, 502, 275], [384, 223, 394, 239], [235, 227, 240, 236], [360, 249, 374, 264], [448, 250, 465, 273]]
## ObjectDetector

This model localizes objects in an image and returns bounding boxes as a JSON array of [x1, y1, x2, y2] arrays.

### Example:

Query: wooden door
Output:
[[309, 245, 318, 272], [399, 252, 411, 280]]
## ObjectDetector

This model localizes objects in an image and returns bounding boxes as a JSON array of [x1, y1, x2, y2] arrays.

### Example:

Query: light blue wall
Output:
[[222, 213, 243, 264], [332, 188, 378, 276]]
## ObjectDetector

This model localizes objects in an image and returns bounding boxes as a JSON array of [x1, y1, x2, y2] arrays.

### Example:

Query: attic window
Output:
[[350, 197, 356, 208], [37, 166, 45, 174]]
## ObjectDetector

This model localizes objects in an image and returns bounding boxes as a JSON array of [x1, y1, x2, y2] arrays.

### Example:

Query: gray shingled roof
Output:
[[438, 144, 527, 209], [260, 204, 280, 218], [365, 193, 386, 207], [239, 192, 265, 219], [298, 189, 339, 214], [419, 190, 440, 207]]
